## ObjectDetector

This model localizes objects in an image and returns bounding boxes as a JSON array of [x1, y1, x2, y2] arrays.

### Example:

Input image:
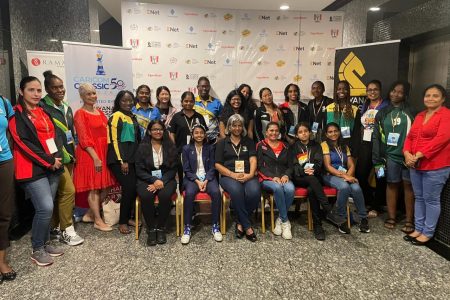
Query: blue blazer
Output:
[[182, 143, 216, 183]]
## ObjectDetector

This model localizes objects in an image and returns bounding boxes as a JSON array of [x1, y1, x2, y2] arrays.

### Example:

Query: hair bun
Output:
[[43, 70, 53, 78]]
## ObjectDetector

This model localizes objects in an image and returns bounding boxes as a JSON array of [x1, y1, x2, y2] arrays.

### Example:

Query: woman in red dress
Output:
[[73, 83, 115, 231]]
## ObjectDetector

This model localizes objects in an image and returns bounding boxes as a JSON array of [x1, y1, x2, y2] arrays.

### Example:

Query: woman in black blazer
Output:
[[135, 120, 178, 246], [181, 124, 222, 244]]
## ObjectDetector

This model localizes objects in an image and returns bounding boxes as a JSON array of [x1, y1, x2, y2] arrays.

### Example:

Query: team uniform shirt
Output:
[[215, 136, 256, 174], [382, 107, 411, 164], [168, 110, 206, 153], [0, 97, 14, 162], [194, 96, 223, 142], [321, 141, 351, 172], [131, 103, 153, 138]]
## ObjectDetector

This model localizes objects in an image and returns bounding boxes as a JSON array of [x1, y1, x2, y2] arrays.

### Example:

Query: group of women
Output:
[[0, 73, 449, 278]]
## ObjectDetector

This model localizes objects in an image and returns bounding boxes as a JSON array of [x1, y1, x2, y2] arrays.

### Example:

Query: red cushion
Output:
[[294, 187, 308, 197], [223, 191, 230, 198], [182, 191, 212, 200], [323, 186, 337, 196]]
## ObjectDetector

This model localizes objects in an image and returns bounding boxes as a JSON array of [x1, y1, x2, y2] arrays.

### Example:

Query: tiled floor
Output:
[[2, 213, 449, 299]]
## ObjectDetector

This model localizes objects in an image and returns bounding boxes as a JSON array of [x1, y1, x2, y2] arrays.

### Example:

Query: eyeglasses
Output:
[[150, 128, 164, 132], [367, 89, 380, 93]]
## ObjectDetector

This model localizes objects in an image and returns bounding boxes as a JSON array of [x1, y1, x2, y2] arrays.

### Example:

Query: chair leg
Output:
[[221, 194, 226, 234], [260, 196, 265, 233], [270, 195, 275, 233], [180, 196, 184, 237], [135, 198, 139, 240], [347, 202, 351, 228], [307, 199, 313, 231]]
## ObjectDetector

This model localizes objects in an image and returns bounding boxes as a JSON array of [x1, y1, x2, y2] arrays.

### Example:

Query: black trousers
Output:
[[293, 175, 331, 226], [109, 163, 137, 225], [0, 160, 14, 250], [137, 179, 177, 229]]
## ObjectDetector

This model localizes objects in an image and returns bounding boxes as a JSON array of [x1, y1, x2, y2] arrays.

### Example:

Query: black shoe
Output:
[[358, 218, 370, 233], [411, 238, 431, 246], [147, 229, 157, 246], [234, 223, 245, 239], [403, 235, 416, 242], [245, 229, 257, 242], [338, 222, 351, 234], [313, 225, 326, 241], [156, 229, 167, 244], [1, 270, 17, 281]]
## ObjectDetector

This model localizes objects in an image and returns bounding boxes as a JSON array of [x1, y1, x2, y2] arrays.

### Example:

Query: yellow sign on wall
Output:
[[338, 51, 366, 96]]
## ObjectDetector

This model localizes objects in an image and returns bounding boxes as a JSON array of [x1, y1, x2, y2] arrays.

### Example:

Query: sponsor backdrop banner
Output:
[[26, 50, 66, 100], [122, 2, 343, 106], [334, 40, 401, 106], [63, 41, 133, 116]]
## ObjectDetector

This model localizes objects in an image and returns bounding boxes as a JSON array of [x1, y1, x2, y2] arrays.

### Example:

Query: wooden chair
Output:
[[135, 193, 180, 240]]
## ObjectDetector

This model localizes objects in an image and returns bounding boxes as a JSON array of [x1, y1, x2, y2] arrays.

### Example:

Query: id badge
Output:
[[186, 135, 191, 144], [376, 167, 385, 178], [66, 130, 74, 144], [198, 174, 206, 181], [311, 122, 319, 133], [151, 170, 162, 179], [288, 125, 296, 137], [387, 132, 400, 146], [338, 166, 347, 173], [363, 129, 373, 142], [341, 127, 351, 138], [235, 160, 245, 173], [46, 138, 58, 154], [304, 163, 314, 169]]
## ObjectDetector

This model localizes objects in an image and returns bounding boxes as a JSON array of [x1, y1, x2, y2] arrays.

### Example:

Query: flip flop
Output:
[[94, 223, 113, 232], [401, 222, 415, 234], [119, 225, 132, 234]]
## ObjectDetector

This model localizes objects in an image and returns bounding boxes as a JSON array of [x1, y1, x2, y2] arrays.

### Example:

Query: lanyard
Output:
[[231, 143, 241, 160], [390, 110, 401, 133], [184, 114, 195, 132], [313, 99, 324, 120], [335, 146, 345, 165], [195, 145, 203, 173], [152, 145, 163, 167], [300, 144, 311, 162]]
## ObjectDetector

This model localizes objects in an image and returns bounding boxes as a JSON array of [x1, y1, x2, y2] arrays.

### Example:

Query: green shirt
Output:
[[382, 107, 410, 164]]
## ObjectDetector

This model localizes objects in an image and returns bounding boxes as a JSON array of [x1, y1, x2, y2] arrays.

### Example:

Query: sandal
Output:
[[118, 225, 132, 235], [401, 222, 415, 234], [384, 218, 396, 229], [367, 210, 378, 218]]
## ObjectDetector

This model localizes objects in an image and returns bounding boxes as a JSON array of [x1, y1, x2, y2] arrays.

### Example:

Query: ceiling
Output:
[[97, 0, 337, 24]]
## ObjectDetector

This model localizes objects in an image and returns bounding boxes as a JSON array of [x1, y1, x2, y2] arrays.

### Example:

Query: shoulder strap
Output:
[[1, 96, 11, 118]]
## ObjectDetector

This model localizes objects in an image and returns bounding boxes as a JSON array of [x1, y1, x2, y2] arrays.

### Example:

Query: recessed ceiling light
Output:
[[92, 29, 100, 32], [280, 4, 290, 10], [369, 7, 380, 11], [49, 38, 59, 42]]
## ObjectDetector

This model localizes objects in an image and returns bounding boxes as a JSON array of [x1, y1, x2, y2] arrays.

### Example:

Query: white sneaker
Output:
[[60, 225, 85, 246], [181, 226, 191, 245], [281, 221, 292, 240], [273, 218, 282, 236], [212, 224, 223, 242]]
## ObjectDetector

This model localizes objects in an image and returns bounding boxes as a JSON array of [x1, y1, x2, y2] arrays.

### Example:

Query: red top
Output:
[[267, 139, 283, 157], [29, 107, 55, 154], [403, 106, 450, 171]]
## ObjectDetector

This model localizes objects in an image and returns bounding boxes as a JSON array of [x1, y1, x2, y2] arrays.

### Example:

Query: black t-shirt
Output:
[[169, 110, 206, 152], [215, 136, 256, 173]]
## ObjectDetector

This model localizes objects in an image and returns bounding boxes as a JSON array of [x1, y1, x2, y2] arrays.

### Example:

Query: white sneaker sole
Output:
[[31, 257, 54, 267], [61, 239, 85, 246]]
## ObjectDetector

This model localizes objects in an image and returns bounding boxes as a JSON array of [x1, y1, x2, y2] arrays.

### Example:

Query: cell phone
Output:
[[376, 167, 385, 178]]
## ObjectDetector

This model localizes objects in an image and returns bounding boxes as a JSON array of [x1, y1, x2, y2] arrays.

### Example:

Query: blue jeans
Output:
[[261, 180, 295, 222], [220, 176, 261, 230], [22, 173, 60, 250], [410, 167, 450, 238], [323, 175, 367, 219]]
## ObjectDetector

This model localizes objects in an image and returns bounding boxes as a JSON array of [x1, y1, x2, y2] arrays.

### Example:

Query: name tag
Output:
[[151, 170, 162, 179], [186, 135, 191, 144], [288, 125, 296, 137], [341, 127, 351, 138], [363, 129, 373, 142], [66, 130, 74, 144], [198, 174, 205, 181], [311, 122, 319, 133], [376, 167, 385, 178], [338, 166, 347, 173], [235, 160, 245, 173], [46, 138, 58, 154], [387, 132, 400, 146], [204, 116, 210, 126], [304, 163, 314, 169]]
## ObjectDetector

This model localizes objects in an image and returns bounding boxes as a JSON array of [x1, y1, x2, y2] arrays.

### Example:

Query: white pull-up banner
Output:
[[62, 41, 133, 116]]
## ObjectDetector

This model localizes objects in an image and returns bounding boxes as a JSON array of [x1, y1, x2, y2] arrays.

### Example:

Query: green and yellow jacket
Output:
[[107, 110, 140, 165]]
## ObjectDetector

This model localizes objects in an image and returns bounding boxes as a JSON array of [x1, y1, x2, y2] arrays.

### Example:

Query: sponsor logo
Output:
[[327, 47, 336, 51], [293, 60, 302, 67], [221, 45, 235, 49], [149, 56, 159, 64], [259, 45, 269, 52], [276, 15, 289, 20], [204, 12, 216, 18], [167, 26, 180, 32], [185, 59, 199, 64], [276, 45, 286, 51], [206, 42, 217, 51], [169, 72, 179, 80], [326, 75, 334, 80], [127, 8, 141, 14], [130, 39, 139, 48], [185, 43, 198, 49], [188, 87, 198, 94], [95, 51, 106, 75], [338, 52, 367, 96], [31, 58, 41, 66], [259, 29, 268, 37], [133, 72, 143, 79], [130, 24, 138, 30], [224, 13, 233, 21], [275, 60, 286, 67], [204, 59, 216, 65], [310, 46, 324, 51], [203, 29, 217, 33], [147, 9, 160, 15], [168, 8, 177, 17], [224, 58, 232, 66], [311, 61, 322, 66], [276, 31, 288, 36], [239, 61, 252, 64], [131, 57, 142, 61], [147, 26, 161, 32], [327, 61, 333, 66], [147, 41, 161, 48], [310, 32, 324, 35], [294, 46, 305, 51], [186, 25, 196, 34], [259, 15, 270, 20], [331, 29, 339, 38], [314, 14, 322, 22], [185, 73, 199, 80], [293, 31, 306, 36], [329, 15, 342, 22], [256, 75, 270, 79], [274, 75, 287, 80], [169, 57, 178, 64], [241, 29, 251, 37], [166, 42, 180, 48], [148, 73, 162, 78], [293, 75, 302, 82], [184, 12, 199, 16], [222, 29, 235, 35], [241, 13, 251, 20], [256, 59, 270, 66]]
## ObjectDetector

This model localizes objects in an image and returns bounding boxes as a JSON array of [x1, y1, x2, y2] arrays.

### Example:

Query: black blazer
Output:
[[135, 141, 177, 185], [182, 143, 216, 183], [290, 140, 324, 179]]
